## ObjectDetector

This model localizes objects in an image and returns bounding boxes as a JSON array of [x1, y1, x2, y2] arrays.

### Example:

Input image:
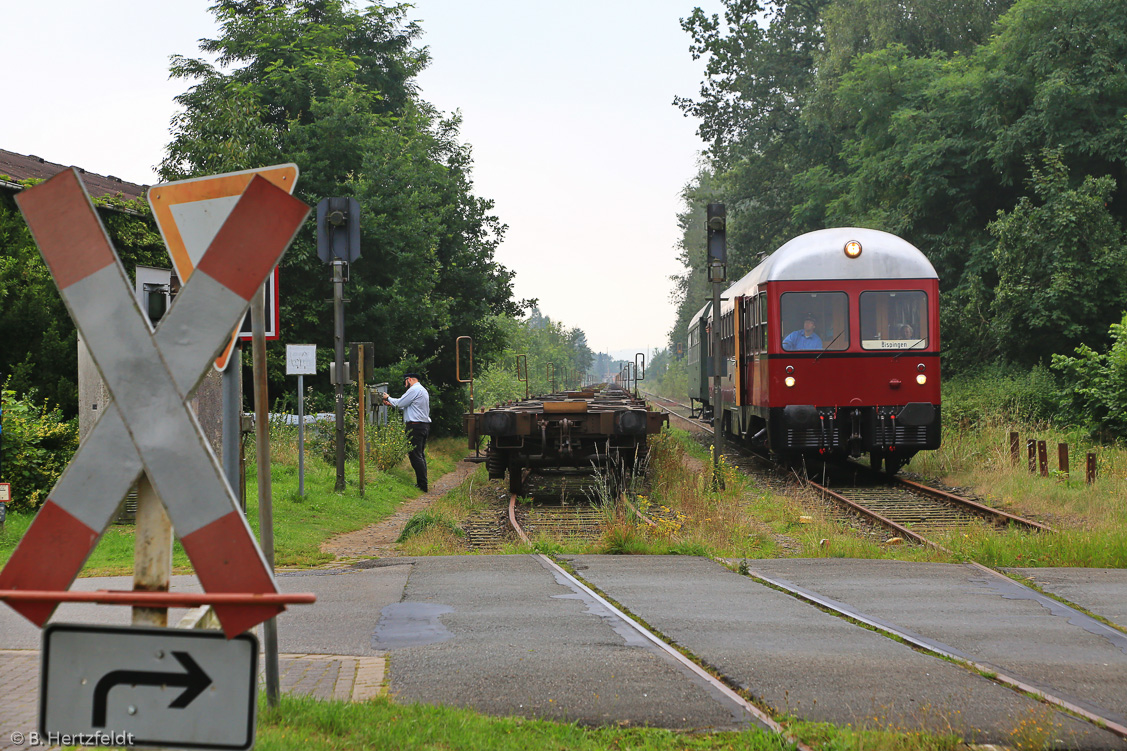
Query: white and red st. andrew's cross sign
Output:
[[0, 167, 309, 637]]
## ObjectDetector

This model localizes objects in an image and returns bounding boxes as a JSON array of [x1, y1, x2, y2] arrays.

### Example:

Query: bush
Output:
[[941, 364, 1059, 428], [368, 412, 413, 471], [1052, 313, 1127, 441], [396, 510, 463, 542], [1, 385, 78, 512], [305, 393, 360, 464]]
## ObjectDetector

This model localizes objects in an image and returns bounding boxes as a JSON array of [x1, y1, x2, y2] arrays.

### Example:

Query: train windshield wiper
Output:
[[815, 330, 845, 361], [892, 339, 927, 361]]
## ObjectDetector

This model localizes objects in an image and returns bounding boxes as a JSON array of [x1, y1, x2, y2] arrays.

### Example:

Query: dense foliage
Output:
[[0, 190, 167, 416], [0, 384, 78, 512], [1052, 315, 1127, 440], [161, 0, 526, 433], [671, 0, 1127, 378]]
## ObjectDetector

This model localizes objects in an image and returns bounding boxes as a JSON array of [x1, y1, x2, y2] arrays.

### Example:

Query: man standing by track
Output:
[[384, 373, 431, 492]]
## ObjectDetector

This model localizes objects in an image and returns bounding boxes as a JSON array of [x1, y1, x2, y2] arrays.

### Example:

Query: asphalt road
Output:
[[2, 557, 1126, 748]]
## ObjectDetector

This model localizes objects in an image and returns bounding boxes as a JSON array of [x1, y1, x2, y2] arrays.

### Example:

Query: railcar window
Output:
[[759, 295, 768, 350], [780, 292, 849, 351], [860, 290, 928, 350]]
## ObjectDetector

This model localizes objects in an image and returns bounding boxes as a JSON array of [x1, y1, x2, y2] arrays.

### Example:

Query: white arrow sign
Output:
[[41, 623, 258, 750]]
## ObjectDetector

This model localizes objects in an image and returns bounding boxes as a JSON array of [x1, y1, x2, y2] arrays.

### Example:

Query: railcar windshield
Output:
[[860, 290, 928, 350], [780, 292, 849, 351]]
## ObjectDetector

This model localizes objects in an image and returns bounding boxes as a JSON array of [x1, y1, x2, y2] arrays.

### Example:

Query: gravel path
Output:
[[320, 456, 481, 561]]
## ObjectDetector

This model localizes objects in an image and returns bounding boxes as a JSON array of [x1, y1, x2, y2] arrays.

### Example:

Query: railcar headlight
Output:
[[916, 374, 927, 385], [785, 376, 796, 388], [844, 240, 862, 259]]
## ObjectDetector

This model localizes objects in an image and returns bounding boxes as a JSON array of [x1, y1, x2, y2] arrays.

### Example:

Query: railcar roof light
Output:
[[844, 240, 862, 259]]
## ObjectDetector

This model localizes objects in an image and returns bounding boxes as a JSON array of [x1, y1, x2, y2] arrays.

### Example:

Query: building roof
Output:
[[0, 148, 148, 201]]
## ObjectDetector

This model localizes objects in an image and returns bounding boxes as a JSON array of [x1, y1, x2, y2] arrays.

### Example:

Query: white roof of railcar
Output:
[[721, 228, 937, 315], [687, 300, 712, 329]]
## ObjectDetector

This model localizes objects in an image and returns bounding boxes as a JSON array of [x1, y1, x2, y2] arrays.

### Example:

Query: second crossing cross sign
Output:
[[0, 167, 311, 637]]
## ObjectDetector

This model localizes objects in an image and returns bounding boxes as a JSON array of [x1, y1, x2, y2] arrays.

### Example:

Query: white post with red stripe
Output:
[[0, 168, 311, 637]]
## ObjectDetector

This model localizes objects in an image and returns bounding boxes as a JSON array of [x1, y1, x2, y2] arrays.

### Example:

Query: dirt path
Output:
[[320, 456, 480, 562]]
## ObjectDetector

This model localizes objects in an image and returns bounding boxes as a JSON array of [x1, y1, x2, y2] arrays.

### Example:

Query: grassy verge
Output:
[[250, 694, 977, 751], [904, 418, 1127, 567], [0, 433, 468, 576]]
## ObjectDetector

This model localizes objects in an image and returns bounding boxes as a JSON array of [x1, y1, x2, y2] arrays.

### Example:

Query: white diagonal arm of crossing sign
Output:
[[0, 169, 310, 637]]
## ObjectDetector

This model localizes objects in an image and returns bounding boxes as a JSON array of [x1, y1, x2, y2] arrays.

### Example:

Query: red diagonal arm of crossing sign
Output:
[[0, 169, 310, 637]]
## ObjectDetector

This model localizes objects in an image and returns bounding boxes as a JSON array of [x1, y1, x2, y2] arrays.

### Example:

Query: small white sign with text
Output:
[[286, 344, 317, 375]]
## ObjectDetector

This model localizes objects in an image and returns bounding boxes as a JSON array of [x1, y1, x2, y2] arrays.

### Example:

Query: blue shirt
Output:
[[782, 330, 824, 351], [389, 382, 430, 423]]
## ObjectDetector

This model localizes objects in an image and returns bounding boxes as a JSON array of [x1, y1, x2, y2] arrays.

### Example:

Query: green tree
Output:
[[676, 0, 1127, 374], [990, 151, 1127, 365], [667, 169, 722, 352], [161, 0, 523, 432], [0, 189, 167, 416], [470, 310, 597, 408]]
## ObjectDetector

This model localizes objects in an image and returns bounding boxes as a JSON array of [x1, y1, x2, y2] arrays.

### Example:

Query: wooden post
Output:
[[1058, 443, 1069, 478], [1037, 440, 1048, 477], [358, 343, 366, 497], [1087, 453, 1097, 484], [1009, 432, 1019, 466], [252, 284, 280, 707], [1027, 439, 1036, 473], [132, 475, 171, 628]]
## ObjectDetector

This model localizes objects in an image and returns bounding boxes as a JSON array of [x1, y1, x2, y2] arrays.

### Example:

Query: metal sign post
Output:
[[707, 203, 727, 490], [286, 344, 316, 496]]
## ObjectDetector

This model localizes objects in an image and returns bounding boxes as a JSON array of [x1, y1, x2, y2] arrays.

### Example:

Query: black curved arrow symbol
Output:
[[92, 651, 212, 727]]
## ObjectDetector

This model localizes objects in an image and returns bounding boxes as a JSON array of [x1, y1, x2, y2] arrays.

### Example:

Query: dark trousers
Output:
[[406, 422, 429, 491]]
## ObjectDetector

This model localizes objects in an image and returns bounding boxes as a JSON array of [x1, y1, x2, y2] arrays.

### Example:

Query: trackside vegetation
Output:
[[251, 693, 985, 751], [0, 419, 466, 575]]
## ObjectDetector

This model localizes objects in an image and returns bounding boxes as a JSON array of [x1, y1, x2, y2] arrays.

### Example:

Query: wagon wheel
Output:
[[884, 455, 904, 476], [869, 451, 884, 473]]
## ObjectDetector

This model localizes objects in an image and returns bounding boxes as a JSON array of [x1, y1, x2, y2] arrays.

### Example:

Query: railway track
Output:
[[461, 470, 613, 550], [642, 391, 1051, 548]]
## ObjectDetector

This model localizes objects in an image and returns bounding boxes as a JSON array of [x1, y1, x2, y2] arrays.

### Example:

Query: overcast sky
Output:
[[3, 0, 723, 357]]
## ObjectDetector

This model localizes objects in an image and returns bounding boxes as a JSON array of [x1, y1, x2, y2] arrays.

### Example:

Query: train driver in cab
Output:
[[783, 313, 824, 351]]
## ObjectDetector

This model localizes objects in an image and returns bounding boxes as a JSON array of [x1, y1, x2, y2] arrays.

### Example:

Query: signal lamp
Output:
[[916, 374, 927, 385], [844, 240, 862, 259], [785, 376, 796, 388]]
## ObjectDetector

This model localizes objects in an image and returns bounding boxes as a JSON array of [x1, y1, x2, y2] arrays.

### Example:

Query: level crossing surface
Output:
[[2, 557, 1126, 749]]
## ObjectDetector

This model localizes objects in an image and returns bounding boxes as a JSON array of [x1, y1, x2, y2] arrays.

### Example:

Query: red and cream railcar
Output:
[[710, 227, 941, 474]]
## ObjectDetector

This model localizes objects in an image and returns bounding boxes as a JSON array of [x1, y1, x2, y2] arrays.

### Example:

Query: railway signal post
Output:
[[707, 203, 727, 489], [317, 197, 361, 492]]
